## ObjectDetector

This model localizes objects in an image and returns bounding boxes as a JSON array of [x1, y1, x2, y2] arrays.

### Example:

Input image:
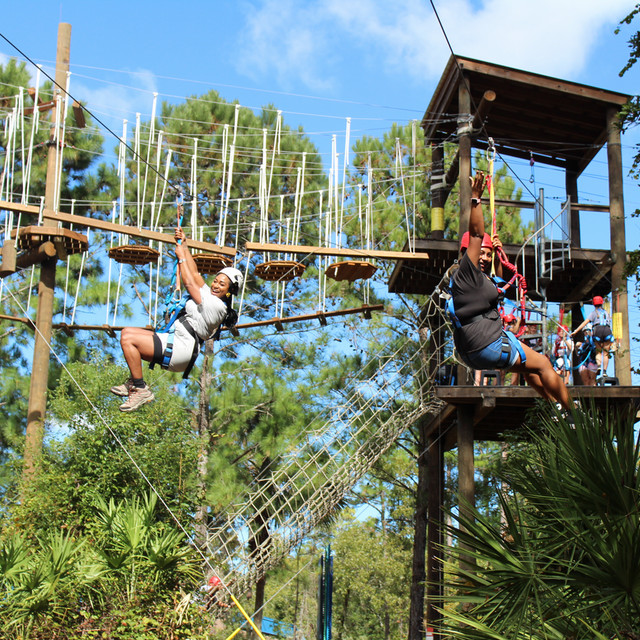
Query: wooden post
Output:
[[426, 428, 444, 629], [430, 143, 445, 239], [457, 77, 474, 385], [606, 108, 631, 386], [457, 404, 475, 572], [566, 165, 580, 247], [22, 23, 71, 481], [458, 77, 472, 238]]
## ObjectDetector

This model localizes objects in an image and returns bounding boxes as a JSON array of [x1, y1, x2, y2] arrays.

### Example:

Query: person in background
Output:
[[575, 323, 598, 386], [571, 296, 614, 378], [552, 325, 574, 385]]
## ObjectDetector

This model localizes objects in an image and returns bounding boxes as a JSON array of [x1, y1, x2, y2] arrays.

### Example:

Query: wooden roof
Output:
[[388, 238, 613, 303], [422, 56, 630, 175]]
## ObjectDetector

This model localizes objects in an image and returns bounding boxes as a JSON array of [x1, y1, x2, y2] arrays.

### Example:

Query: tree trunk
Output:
[[408, 423, 428, 640], [194, 338, 214, 548], [408, 307, 434, 640], [250, 457, 272, 640]]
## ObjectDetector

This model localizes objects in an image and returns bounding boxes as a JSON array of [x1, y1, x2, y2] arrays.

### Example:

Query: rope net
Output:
[[201, 291, 452, 602]]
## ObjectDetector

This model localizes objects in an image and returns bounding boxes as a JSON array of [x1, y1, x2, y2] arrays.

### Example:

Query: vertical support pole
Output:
[[430, 143, 445, 240], [457, 77, 473, 384], [22, 23, 71, 481], [426, 428, 444, 630], [458, 77, 472, 238], [606, 107, 631, 386], [566, 165, 580, 247], [457, 404, 475, 573]]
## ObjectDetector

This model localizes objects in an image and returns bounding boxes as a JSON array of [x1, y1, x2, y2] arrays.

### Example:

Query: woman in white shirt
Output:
[[112, 227, 242, 412]]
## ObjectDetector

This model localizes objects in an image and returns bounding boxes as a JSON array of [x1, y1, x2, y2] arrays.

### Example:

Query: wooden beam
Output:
[[565, 257, 613, 303], [15, 241, 57, 269], [570, 202, 610, 213], [246, 242, 429, 261], [0, 200, 236, 257], [0, 304, 385, 334]]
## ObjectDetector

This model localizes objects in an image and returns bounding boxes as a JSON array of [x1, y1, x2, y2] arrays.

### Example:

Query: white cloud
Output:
[[236, 0, 338, 92], [235, 0, 635, 90]]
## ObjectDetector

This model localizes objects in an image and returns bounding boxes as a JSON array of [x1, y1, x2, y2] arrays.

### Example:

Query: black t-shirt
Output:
[[451, 253, 502, 353]]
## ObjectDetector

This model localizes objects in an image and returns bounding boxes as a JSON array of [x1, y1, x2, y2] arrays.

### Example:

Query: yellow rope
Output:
[[487, 139, 497, 277], [222, 593, 268, 640]]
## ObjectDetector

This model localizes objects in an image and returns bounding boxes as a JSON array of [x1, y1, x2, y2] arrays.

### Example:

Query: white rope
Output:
[[233, 198, 242, 255], [221, 141, 235, 244], [17, 88, 25, 204], [237, 222, 254, 319], [52, 92, 63, 212], [266, 110, 281, 199], [62, 209, 74, 320], [293, 152, 306, 246], [25, 264, 36, 315], [339, 117, 351, 246], [218, 124, 229, 244], [142, 93, 158, 231], [112, 262, 124, 326], [152, 148, 173, 232], [148, 241, 154, 327], [23, 65, 42, 205], [367, 155, 373, 251], [134, 112, 141, 228], [117, 120, 128, 241], [70, 229, 87, 326], [150, 129, 164, 232], [190, 137, 198, 234], [396, 137, 412, 252], [105, 201, 116, 324], [153, 238, 162, 327], [411, 120, 417, 251]]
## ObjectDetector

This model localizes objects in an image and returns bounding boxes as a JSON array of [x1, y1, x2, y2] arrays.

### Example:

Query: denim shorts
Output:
[[459, 332, 520, 370]]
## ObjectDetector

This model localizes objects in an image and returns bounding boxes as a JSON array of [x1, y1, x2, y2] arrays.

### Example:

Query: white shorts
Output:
[[155, 321, 199, 372]]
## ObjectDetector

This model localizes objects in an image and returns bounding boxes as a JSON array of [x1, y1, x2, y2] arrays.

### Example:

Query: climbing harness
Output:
[[444, 267, 527, 367]]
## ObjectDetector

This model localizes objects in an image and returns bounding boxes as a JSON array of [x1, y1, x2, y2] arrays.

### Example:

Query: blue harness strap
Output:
[[502, 329, 526, 367]]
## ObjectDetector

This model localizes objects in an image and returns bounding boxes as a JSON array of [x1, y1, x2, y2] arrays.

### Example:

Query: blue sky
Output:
[[2, 0, 640, 373]]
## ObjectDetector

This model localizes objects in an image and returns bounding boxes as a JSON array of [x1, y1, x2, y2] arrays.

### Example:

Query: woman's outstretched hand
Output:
[[175, 227, 186, 244], [471, 171, 486, 198]]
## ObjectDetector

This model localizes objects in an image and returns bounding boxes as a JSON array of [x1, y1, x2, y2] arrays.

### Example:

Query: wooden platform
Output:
[[425, 385, 640, 450], [388, 238, 612, 302], [12, 226, 88, 256]]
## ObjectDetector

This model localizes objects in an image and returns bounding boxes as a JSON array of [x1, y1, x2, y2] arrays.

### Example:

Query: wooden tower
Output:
[[388, 56, 640, 630]]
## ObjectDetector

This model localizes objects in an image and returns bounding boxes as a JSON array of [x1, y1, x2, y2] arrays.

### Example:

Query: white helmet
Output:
[[218, 267, 243, 293]]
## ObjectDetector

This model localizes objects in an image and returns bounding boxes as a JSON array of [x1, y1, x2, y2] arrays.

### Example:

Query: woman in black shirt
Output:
[[449, 171, 572, 410]]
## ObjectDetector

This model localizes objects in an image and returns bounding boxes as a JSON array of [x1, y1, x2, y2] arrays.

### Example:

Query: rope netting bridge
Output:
[[201, 296, 449, 601]]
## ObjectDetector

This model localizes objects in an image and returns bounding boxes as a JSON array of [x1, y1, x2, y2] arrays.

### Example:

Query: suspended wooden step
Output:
[[108, 244, 160, 265], [193, 253, 232, 275], [255, 260, 305, 282], [13, 226, 88, 258], [325, 260, 377, 282]]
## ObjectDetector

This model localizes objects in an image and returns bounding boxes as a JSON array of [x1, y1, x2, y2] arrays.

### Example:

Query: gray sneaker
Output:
[[119, 385, 155, 412], [111, 378, 135, 397]]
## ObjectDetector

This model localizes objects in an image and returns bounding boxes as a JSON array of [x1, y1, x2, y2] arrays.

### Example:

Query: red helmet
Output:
[[208, 576, 221, 587], [460, 232, 493, 250], [503, 313, 516, 324], [592, 296, 604, 306]]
